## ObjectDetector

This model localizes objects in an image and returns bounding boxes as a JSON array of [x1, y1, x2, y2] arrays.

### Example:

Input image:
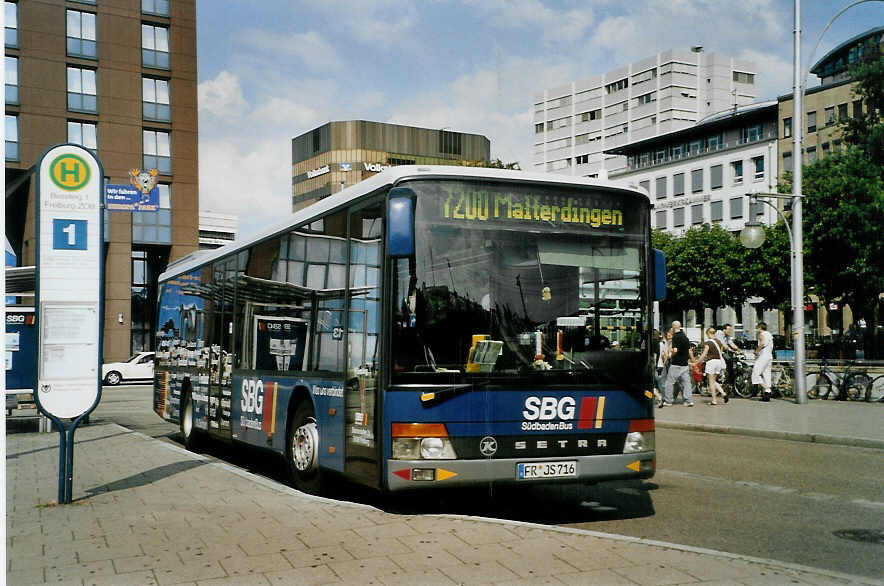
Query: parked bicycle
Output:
[[730, 355, 755, 399], [731, 358, 795, 399], [808, 359, 870, 401], [770, 361, 795, 399], [863, 373, 884, 403]]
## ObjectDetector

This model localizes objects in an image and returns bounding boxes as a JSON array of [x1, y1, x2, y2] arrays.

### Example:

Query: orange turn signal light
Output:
[[391, 423, 449, 438]]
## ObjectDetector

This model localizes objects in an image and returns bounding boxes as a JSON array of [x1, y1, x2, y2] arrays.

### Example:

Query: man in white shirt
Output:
[[714, 324, 741, 353]]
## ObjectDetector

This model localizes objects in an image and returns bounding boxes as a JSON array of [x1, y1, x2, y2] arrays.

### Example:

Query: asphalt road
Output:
[[23, 384, 882, 580]]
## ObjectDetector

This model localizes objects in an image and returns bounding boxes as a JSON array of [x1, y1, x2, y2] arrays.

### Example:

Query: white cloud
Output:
[[586, 0, 788, 63], [388, 55, 578, 168], [738, 49, 792, 101], [198, 71, 247, 120], [302, 0, 418, 46], [199, 138, 293, 236], [240, 29, 343, 71], [250, 97, 318, 129], [464, 0, 594, 42]]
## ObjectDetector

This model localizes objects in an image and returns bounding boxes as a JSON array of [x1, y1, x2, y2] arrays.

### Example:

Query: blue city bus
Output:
[[153, 166, 664, 494]]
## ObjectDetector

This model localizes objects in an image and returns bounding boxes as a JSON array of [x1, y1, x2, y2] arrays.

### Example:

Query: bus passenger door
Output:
[[207, 258, 236, 437], [345, 201, 383, 485]]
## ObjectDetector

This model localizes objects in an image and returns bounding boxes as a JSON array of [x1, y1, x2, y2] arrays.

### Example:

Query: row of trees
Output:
[[655, 51, 883, 357]]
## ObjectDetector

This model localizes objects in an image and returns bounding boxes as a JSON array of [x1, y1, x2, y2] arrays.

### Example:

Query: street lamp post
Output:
[[791, 0, 807, 404]]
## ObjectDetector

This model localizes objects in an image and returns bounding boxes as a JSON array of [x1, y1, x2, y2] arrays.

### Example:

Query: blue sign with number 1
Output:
[[52, 219, 87, 250]]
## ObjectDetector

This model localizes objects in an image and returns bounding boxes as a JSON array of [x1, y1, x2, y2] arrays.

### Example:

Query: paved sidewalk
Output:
[[654, 396, 884, 449], [7, 423, 881, 585]]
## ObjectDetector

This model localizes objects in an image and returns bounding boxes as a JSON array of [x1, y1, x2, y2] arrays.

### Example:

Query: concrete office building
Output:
[[606, 102, 779, 333], [5, 0, 199, 360], [198, 211, 237, 250], [532, 49, 756, 179], [292, 121, 491, 211]]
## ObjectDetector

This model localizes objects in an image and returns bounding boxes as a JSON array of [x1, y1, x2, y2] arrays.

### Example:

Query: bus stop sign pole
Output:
[[33, 144, 105, 504]]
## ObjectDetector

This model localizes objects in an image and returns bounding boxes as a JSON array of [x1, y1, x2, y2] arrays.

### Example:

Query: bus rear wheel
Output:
[[287, 402, 323, 494]]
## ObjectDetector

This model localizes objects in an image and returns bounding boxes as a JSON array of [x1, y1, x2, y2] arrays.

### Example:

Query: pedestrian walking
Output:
[[694, 327, 728, 405], [715, 324, 742, 394], [662, 320, 694, 407], [653, 329, 672, 402], [752, 321, 774, 401], [652, 330, 663, 402]]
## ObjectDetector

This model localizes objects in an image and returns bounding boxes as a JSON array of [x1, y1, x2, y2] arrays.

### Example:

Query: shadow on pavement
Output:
[[377, 480, 656, 524], [81, 459, 207, 501], [170, 432, 656, 525]]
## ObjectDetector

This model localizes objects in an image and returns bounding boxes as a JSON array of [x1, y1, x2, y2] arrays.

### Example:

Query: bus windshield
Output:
[[392, 179, 650, 386]]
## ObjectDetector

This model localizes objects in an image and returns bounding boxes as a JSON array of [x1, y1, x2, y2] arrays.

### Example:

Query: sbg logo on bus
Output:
[[49, 154, 91, 191], [522, 395, 606, 431], [241, 378, 265, 415]]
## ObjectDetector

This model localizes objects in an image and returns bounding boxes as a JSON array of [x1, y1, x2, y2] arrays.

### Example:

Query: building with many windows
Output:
[[777, 26, 883, 180], [292, 121, 491, 211], [532, 48, 756, 179], [4, 0, 199, 360], [606, 101, 779, 332]]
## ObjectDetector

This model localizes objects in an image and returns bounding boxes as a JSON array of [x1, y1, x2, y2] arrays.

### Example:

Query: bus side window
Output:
[[308, 210, 348, 374]]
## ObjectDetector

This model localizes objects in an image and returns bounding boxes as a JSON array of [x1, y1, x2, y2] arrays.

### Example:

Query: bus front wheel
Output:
[[180, 392, 201, 451], [287, 402, 323, 494]]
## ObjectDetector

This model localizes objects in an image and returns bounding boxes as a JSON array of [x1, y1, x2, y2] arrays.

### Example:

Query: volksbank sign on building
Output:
[[291, 121, 491, 211]]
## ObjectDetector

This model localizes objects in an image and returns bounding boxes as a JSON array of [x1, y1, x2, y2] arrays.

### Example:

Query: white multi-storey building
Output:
[[607, 101, 780, 334], [198, 211, 238, 250], [532, 49, 756, 178], [607, 101, 779, 235]]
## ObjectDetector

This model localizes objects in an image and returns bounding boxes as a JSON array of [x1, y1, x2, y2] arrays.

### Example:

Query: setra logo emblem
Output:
[[479, 436, 497, 457], [49, 154, 91, 191]]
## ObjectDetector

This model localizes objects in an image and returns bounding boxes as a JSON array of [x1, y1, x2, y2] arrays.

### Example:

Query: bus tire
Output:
[[180, 391, 201, 451], [286, 401, 323, 494]]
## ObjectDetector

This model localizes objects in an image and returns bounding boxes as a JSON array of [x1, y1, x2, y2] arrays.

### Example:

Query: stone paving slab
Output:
[[6, 423, 882, 585]]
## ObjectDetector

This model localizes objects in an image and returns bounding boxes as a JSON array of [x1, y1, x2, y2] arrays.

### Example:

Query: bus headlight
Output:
[[392, 438, 421, 460], [391, 437, 457, 459], [420, 437, 456, 459], [623, 431, 654, 453], [391, 423, 458, 460]]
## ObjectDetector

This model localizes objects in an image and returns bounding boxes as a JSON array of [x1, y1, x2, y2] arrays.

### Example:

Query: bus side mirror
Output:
[[387, 187, 415, 257], [654, 249, 666, 301]]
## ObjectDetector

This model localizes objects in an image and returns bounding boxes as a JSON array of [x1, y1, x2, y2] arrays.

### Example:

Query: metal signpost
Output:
[[34, 144, 104, 504]]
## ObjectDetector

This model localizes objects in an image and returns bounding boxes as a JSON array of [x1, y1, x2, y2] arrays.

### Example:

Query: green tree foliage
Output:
[[798, 52, 884, 358], [651, 224, 780, 318], [801, 150, 884, 322], [841, 51, 884, 166], [739, 222, 792, 312], [459, 158, 521, 169]]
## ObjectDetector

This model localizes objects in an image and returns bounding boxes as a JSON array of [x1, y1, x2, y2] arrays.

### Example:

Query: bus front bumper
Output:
[[385, 452, 655, 491]]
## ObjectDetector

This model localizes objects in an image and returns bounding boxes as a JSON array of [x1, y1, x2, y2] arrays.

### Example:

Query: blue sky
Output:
[[195, 0, 884, 236]]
